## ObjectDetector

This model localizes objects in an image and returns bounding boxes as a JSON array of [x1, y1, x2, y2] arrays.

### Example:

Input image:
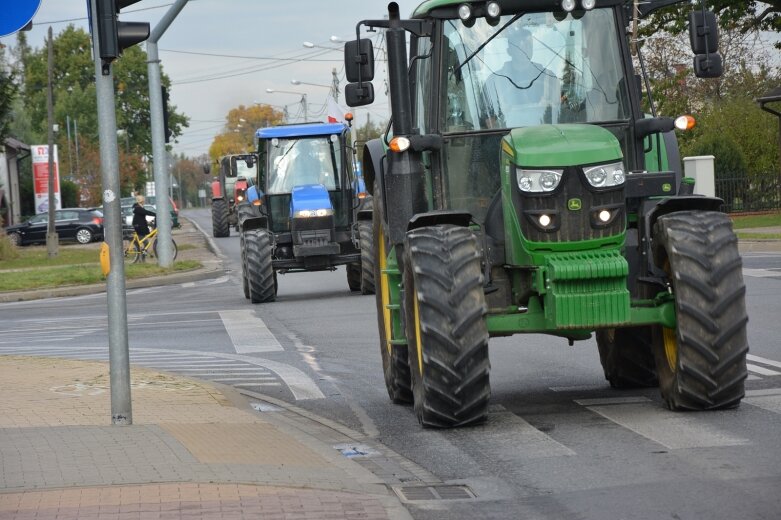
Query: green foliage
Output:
[[0, 44, 19, 143], [687, 133, 747, 181], [0, 235, 20, 261], [642, 1, 781, 41], [60, 179, 79, 208]]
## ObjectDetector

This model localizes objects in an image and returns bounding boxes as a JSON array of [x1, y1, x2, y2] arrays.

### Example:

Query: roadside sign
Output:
[[0, 0, 42, 38], [31, 145, 61, 214]]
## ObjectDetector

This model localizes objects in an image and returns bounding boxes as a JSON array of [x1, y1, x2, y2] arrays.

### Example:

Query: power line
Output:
[[159, 48, 339, 62]]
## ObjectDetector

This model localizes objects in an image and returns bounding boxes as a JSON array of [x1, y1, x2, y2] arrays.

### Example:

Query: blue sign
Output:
[[0, 0, 42, 38]]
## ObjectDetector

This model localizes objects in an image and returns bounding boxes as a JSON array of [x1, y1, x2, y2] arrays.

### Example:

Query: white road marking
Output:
[[472, 409, 576, 458], [742, 268, 781, 278], [211, 377, 277, 382], [550, 385, 609, 393], [748, 374, 762, 381], [581, 400, 749, 449], [574, 396, 652, 406], [747, 354, 781, 369], [219, 310, 283, 353], [745, 388, 781, 397], [745, 390, 781, 415], [233, 382, 282, 387], [747, 364, 781, 376]]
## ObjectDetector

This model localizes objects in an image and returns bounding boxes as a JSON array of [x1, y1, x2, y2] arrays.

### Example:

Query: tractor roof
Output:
[[256, 122, 348, 139]]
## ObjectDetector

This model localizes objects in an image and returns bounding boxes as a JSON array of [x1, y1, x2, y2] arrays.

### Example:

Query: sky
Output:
[[0, 0, 413, 158]]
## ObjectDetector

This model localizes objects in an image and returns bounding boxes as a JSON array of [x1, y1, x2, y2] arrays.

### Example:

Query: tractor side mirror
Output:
[[688, 10, 723, 78], [344, 38, 376, 107], [244, 157, 255, 168]]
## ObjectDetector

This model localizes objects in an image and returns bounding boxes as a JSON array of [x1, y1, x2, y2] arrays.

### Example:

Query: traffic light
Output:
[[96, 0, 150, 74], [161, 86, 172, 143]]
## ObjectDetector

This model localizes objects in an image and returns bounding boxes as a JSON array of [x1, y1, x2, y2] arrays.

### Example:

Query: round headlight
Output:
[[598, 210, 611, 223], [540, 171, 559, 191], [586, 167, 607, 187], [561, 0, 576, 12], [458, 3, 472, 21], [539, 214, 552, 227], [519, 176, 533, 192], [582, 0, 596, 10], [316, 209, 328, 217], [486, 1, 501, 18], [612, 169, 625, 185]]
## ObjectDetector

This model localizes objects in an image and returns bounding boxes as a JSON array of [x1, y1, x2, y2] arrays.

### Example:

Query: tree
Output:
[[0, 44, 18, 144], [208, 104, 284, 165], [643, 1, 781, 44]]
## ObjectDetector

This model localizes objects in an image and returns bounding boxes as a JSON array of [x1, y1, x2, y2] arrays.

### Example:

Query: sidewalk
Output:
[[0, 356, 413, 520]]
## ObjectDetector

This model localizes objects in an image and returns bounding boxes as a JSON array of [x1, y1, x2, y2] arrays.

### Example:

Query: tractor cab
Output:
[[210, 153, 257, 237], [238, 122, 364, 302]]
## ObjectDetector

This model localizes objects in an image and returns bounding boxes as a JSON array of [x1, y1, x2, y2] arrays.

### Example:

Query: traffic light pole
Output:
[[147, 0, 189, 268], [90, 0, 132, 425]]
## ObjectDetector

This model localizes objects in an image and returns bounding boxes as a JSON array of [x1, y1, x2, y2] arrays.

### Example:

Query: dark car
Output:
[[5, 208, 104, 246]]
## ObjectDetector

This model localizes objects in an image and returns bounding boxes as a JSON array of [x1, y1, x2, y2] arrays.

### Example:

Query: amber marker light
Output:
[[389, 136, 411, 152], [674, 115, 696, 131]]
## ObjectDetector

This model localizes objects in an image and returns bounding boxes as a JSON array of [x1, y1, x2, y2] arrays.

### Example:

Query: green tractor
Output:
[[344, 0, 747, 427]]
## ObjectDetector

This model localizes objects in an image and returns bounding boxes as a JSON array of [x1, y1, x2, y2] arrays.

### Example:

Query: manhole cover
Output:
[[394, 485, 475, 501]]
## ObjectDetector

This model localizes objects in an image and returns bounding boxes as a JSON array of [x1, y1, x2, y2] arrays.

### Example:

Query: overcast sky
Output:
[[0, 0, 409, 158]]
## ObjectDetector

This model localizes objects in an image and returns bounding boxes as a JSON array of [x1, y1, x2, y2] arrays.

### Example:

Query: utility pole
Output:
[[45, 26, 58, 258], [331, 67, 340, 102], [147, 0, 189, 268], [90, 0, 151, 426]]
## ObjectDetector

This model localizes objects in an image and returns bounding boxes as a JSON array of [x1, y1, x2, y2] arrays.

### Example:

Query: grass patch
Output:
[[0, 245, 100, 269], [0, 260, 202, 292], [730, 212, 781, 229]]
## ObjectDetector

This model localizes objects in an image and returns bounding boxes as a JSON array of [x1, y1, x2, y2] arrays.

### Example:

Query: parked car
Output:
[[5, 208, 104, 246]]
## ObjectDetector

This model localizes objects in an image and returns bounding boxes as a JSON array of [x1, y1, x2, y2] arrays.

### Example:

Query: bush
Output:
[[0, 233, 20, 261]]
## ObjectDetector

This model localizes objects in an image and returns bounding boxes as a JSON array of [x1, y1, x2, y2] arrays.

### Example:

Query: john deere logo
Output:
[[568, 198, 582, 211], [662, 183, 672, 192]]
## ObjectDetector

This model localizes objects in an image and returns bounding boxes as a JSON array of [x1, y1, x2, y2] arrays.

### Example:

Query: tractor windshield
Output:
[[266, 135, 342, 194], [441, 8, 630, 132]]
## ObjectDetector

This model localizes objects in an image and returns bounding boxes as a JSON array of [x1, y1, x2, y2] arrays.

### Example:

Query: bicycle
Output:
[[123, 222, 178, 264]]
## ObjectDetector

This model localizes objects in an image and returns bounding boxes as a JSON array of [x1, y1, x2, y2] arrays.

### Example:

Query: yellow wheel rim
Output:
[[378, 223, 393, 356], [413, 291, 423, 376], [661, 258, 678, 371], [663, 327, 678, 370]]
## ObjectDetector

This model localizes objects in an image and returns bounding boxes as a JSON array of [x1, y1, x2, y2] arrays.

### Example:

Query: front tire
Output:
[[245, 229, 276, 303], [373, 183, 412, 404], [651, 211, 748, 410], [404, 225, 490, 428], [212, 199, 230, 237], [358, 220, 376, 295], [346, 262, 362, 291], [240, 232, 250, 299]]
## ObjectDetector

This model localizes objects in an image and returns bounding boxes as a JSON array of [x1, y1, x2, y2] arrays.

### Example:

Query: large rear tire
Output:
[[358, 220, 376, 295], [596, 327, 658, 388], [240, 232, 250, 299], [651, 211, 748, 410], [212, 198, 230, 237], [404, 225, 490, 428], [373, 182, 412, 404], [245, 229, 276, 303]]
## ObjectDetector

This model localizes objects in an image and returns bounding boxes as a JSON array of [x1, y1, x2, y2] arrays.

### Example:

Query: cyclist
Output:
[[132, 195, 156, 260]]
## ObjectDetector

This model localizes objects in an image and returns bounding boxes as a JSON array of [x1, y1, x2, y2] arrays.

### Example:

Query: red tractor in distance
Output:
[[209, 153, 257, 237]]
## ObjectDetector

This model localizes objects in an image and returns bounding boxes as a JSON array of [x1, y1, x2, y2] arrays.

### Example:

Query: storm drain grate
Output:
[[394, 485, 476, 502]]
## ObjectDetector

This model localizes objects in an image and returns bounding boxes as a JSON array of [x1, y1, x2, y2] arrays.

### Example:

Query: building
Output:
[[0, 137, 30, 227]]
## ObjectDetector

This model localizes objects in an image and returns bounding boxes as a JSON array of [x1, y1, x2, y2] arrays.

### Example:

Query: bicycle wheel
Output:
[[152, 238, 178, 261], [123, 238, 143, 264]]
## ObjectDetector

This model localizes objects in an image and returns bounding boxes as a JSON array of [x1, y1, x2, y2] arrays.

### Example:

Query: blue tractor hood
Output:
[[290, 184, 333, 217]]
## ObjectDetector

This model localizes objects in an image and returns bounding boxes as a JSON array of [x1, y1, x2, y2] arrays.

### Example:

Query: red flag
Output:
[[327, 96, 345, 123]]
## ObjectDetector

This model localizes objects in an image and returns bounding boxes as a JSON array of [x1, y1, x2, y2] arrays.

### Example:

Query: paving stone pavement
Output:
[[0, 356, 413, 520]]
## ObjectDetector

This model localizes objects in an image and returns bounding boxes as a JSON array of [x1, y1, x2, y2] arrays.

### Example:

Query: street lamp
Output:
[[266, 88, 308, 123], [302, 36, 343, 50]]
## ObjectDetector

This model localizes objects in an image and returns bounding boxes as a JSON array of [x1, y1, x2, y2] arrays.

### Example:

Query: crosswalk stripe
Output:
[[744, 389, 781, 414], [219, 310, 283, 353], [747, 363, 781, 376], [747, 354, 781, 370], [580, 400, 749, 449]]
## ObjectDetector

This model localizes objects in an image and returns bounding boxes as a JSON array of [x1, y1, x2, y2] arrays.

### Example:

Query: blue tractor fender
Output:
[[246, 185, 262, 203], [290, 184, 333, 218]]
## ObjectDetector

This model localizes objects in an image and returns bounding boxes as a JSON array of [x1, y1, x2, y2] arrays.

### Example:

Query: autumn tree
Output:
[[208, 104, 283, 165]]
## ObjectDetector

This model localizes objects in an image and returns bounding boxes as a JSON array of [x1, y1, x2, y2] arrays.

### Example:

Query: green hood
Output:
[[504, 124, 623, 168]]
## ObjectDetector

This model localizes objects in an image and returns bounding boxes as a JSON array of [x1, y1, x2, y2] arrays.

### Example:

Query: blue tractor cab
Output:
[[239, 122, 367, 302]]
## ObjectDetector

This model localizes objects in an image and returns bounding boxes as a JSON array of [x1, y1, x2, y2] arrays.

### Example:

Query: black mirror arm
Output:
[[635, 117, 675, 140]]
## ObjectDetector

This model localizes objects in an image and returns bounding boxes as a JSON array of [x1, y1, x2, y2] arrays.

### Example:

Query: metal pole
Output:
[[302, 93, 308, 123], [46, 26, 58, 258], [74, 118, 80, 177], [90, 0, 132, 425], [66, 115, 73, 179], [147, 0, 189, 268]]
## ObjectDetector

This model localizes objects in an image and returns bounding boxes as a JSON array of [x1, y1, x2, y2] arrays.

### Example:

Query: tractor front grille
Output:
[[514, 167, 625, 243]]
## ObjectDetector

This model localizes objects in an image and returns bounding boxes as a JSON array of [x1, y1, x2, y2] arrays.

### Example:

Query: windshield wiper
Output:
[[451, 13, 522, 78]]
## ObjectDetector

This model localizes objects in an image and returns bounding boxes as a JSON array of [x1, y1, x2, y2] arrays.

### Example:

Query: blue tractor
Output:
[[239, 122, 374, 302]]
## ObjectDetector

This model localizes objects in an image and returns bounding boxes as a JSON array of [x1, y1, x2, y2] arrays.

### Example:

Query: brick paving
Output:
[[0, 356, 412, 519]]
